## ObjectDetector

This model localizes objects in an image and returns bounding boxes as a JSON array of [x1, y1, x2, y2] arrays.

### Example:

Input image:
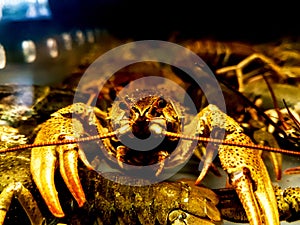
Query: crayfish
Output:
[[0, 37, 300, 225]]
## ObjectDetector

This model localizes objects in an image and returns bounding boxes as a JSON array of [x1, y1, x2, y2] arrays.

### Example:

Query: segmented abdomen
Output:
[[182, 39, 256, 68], [80, 170, 186, 224]]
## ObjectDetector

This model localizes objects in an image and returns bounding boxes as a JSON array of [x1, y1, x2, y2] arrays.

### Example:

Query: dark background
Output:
[[52, 0, 299, 42], [1, 0, 299, 42], [0, 0, 299, 85]]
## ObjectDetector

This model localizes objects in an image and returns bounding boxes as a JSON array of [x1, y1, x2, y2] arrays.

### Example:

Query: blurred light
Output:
[[22, 40, 36, 63], [46, 38, 58, 58], [1, 0, 51, 22], [75, 30, 85, 46], [62, 33, 72, 50], [26, 3, 38, 18], [86, 30, 95, 43], [0, 44, 6, 69]]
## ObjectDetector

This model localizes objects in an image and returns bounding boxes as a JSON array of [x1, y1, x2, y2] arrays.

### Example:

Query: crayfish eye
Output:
[[157, 98, 167, 108], [119, 102, 128, 110]]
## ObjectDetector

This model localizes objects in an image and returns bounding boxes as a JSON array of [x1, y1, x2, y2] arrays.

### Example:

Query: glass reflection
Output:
[[22, 40, 36, 63], [0, 44, 6, 69], [62, 32, 72, 50], [46, 38, 58, 58], [75, 30, 85, 46], [86, 30, 95, 43]]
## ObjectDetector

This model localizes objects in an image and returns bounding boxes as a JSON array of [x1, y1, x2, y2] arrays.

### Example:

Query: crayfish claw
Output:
[[78, 148, 94, 170], [222, 135, 280, 225], [31, 145, 65, 217], [195, 144, 218, 185], [195, 164, 209, 185], [57, 144, 86, 207], [29, 103, 94, 217], [197, 104, 280, 225], [195, 147, 218, 185], [230, 168, 262, 225]]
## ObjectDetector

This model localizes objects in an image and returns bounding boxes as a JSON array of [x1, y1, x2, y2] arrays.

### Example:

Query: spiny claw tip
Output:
[[195, 164, 210, 185], [195, 174, 204, 185], [76, 197, 86, 207]]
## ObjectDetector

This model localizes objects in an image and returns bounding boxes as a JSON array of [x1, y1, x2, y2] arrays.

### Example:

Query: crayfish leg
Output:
[[0, 182, 45, 225]]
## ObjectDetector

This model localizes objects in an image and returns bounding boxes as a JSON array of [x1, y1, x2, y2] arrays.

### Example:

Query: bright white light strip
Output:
[[22, 40, 36, 63], [0, 44, 6, 69], [75, 30, 85, 46], [46, 38, 58, 58], [62, 33, 72, 50], [86, 30, 95, 43]]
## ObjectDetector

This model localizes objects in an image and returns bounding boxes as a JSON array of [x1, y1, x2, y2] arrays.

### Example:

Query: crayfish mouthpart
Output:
[[149, 123, 164, 136]]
